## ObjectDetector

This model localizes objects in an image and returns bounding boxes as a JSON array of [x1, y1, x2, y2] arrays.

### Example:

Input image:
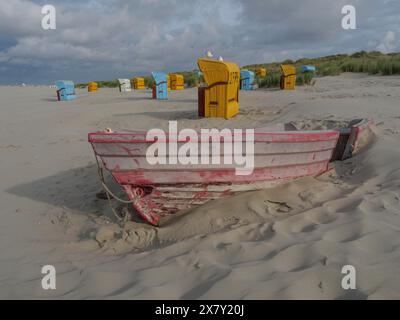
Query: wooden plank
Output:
[[89, 130, 339, 144], [113, 161, 329, 185], [91, 140, 338, 157], [100, 149, 334, 171]]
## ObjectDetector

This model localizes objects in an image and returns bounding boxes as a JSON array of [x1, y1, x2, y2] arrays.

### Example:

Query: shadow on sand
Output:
[[42, 98, 59, 102], [6, 165, 130, 220]]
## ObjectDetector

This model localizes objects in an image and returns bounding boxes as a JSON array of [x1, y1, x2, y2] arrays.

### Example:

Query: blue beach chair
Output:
[[240, 70, 255, 90], [151, 72, 168, 100], [301, 65, 316, 73], [55, 81, 76, 101]]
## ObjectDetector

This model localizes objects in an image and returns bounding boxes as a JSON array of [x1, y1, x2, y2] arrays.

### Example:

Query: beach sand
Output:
[[1, 73, 400, 299]]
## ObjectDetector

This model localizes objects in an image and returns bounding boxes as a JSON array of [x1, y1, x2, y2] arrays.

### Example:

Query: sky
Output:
[[0, 0, 399, 84]]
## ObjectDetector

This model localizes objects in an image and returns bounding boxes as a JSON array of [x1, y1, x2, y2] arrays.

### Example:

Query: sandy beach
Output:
[[1, 73, 400, 299]]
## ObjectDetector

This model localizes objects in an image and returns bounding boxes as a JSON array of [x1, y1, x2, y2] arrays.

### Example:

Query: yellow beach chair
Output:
[[169, 74, 184, 90], [256, 68, 267, 77], [133, 77, 145, 90], [197, 58, 240, 119], [88, 82, 98, 92], [280, 65, 296, 90]]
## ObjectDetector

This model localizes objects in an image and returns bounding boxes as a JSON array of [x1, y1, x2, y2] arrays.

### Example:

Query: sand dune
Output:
[[1, 74, 400, 299]]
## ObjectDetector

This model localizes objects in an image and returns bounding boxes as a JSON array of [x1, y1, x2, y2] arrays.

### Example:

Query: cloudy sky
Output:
[[0, 0, 399, 84]]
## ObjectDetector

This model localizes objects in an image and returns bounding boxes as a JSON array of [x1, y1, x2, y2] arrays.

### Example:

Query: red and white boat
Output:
[[88, 119, 374, 226]]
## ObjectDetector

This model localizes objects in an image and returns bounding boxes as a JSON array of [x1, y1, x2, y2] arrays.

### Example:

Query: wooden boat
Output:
[[88, 119, 374, 226]]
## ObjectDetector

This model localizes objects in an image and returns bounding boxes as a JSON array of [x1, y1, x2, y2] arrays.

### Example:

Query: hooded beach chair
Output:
[[169, 74, 184, 90], [280, 65, 296, 90], [240, 70, 255, 90], [88, 82, 98, 92], [133, 77, 146, 90], [151, 72, 168, 100], [55, 80, 76, 101], [256, 68, 267, 77], [118, 79, 132, 92], [197, 58, 240, 119], [300, 65, 316, 73]]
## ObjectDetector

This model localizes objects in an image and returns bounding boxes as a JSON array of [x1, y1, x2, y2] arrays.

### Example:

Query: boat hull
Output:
[[89, 125, 350, 226]]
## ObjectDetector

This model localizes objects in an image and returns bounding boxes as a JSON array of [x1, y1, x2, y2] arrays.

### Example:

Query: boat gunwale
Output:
[[88, 130, 340, 144], [91, 146, 337, 158]]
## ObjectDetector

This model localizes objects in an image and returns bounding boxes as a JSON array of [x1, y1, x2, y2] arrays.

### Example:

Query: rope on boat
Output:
[[94, 155, 137, 223]]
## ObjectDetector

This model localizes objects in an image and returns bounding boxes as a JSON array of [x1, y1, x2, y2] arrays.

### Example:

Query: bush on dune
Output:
[[257, 73, 281, 88], [144, 76, 155, 89], [339, 57, 400, 75]]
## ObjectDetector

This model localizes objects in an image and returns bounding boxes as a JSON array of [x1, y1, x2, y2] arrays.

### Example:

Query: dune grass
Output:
[[249, 51, 400, 88], [257, 73, 281, 88]]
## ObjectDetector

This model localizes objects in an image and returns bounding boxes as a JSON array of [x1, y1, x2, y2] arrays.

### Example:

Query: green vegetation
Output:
[[183, 72, 200, 87], [257, 73, 281, 88], [255, 71, 315, 89], [143, 76, 154, 89], [296, 72, 314, 86], [76, 51, 400, 89], [248, 51, 400, 88]]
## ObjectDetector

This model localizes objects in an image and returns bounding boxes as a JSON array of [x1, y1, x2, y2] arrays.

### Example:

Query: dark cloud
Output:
[[0, 0, 398, 84]]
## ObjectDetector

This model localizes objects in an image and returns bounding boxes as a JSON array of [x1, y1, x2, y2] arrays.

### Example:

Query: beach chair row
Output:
[[55, 61, 315, 120]]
